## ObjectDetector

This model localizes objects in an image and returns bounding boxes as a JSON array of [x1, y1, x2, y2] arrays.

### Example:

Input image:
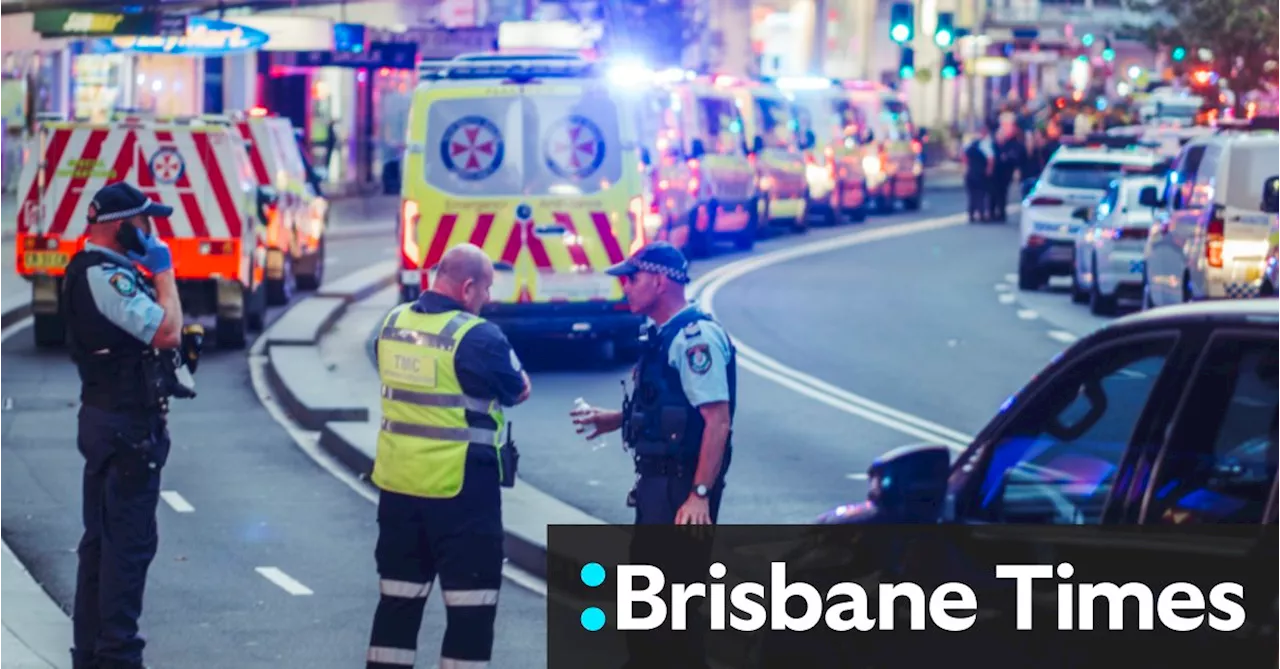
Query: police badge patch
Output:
[[682, 322, 701, 338], [108, 272, 137, 297], [686, 343, 712, 375]]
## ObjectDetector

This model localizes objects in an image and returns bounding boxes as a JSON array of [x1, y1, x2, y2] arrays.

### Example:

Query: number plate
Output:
[[24, 251, 69, 270], [1046, 246, 1075, 261], [536, 272, 616, 301]]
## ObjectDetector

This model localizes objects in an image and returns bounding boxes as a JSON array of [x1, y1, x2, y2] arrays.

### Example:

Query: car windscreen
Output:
[[754, 95, 797, 149], [1224, 143, 1280, 211], [1046, 161, 1128, 190], [423, 88, 622, 197]]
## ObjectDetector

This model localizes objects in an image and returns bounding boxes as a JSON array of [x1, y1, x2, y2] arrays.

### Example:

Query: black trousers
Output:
[[965, 178, 988, 220], [988, 176, 1011, 220], [73, 405, 169, 669], [367, 456, 504, 669]]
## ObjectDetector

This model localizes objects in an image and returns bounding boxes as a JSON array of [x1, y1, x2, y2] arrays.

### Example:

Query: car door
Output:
[[1152, 144, 1207, 304], [1079, 182, 1118, 285]]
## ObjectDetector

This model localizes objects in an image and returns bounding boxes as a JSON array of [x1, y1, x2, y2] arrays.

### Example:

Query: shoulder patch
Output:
[[108, 272, 137, 297], [686, 342, 712, 375], [683, 322, 702, 338]]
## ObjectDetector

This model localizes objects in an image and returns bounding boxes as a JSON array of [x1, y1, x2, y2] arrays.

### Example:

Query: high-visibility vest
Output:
[[371, 304, 505, 499]]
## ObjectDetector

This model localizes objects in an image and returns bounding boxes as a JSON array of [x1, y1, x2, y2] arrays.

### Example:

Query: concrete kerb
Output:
[[1, 300, 32, 329]]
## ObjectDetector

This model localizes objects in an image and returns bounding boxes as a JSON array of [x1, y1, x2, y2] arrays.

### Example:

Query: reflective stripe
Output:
[[381, 418, 496, 445], [438, 312, 476, 339], [440, 658, 489, 669], [367, 646, 416, 666], [380, 579, 433, 598], [443, 589, 500, 606], [381, 385, 495, 413], [380, 325, 456, 351]]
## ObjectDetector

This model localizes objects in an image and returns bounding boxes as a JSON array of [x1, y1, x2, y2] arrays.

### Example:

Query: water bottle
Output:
[[573, 397, 609, 451]]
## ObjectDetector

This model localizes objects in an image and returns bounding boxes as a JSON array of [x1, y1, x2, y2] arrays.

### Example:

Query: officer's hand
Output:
[[675, 496, 712, 526], [571, 407, 622, 440], [127, 227, 174, 274]]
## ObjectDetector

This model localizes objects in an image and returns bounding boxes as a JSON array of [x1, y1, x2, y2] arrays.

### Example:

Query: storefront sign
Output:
[[105, 17, 269, 55], [33, 10, 186, 37], [269, 42, 418, 69]]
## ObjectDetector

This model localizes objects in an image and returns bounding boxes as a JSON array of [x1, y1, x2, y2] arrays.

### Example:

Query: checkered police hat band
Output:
[[92, 202, 151, 224], [634, 259, 688, 283]]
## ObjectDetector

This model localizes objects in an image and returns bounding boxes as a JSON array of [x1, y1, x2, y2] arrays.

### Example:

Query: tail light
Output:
[[400, 199, 421, 272], [628, 195, 647, 253], [687, 158, 701, 196], [825, 147, 836, 180], [1027, 234, 1047, 247], [198, 241, 237, 255], [1029, 196, 1064, 206], [1206, 206, 1225, 268]]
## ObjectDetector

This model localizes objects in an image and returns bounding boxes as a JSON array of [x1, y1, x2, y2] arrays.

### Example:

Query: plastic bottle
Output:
[[573, 397, 609, 451]]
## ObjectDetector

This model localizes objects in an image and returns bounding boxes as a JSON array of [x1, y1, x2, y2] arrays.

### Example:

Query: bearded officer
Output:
[[64, 183, 195, 669], [570, 241, 736, 525], [365, 243, 532, 669]]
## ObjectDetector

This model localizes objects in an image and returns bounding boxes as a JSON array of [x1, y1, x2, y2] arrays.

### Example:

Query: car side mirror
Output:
[[1138, 185, 1163, 208], [639, 147, 653, 167], [802, 129, 816, 150], [815, 444, 951, 524], [1262, 177, 1278, 214], [255, 185, 278, 226], [752, 135, 765, 154], [1071, 206, 1091, 221], [689, 138, 706, 160]]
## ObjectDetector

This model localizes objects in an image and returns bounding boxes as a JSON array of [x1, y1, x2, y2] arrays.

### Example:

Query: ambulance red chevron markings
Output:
[[16, 127, 71, 234], [421, 211, 623, 271], [47, 129, 109, 237]]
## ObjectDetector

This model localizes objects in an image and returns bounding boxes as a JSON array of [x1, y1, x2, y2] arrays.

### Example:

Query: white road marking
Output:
[[1047, 330, 1079, 344], [994, 283, 1012, 292], [255, 567, 314, 596], [160, 490, 195, 513], [845, 473, 869, 480], [1016, 309, 1039, 320], [1, 316, 33, 342], [997, 293, 1017, 304], [1004, 273, 1018, 283]]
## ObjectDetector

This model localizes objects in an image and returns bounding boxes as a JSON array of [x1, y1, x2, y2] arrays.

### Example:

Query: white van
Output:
[[1141, 120, 1280, 307]]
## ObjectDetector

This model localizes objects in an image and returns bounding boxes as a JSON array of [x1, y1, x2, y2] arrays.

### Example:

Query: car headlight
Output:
[[861, 155, 882, 175]]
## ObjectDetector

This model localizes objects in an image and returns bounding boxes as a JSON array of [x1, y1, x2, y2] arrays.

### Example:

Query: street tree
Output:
[[1129, 0, 1278, 104]]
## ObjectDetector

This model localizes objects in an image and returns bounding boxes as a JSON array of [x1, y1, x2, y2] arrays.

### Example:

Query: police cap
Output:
[[605, 241, 690, 284], [87, 182, 173, 224]]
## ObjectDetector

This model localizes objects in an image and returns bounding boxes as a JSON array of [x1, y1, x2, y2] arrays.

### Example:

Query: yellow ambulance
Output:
[[398, 52, 647, 353]]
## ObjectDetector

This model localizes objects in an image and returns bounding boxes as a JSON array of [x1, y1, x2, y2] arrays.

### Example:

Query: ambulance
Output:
[[398, 50, 649, 354], [15, 115, 268, 349], [842, 81, 924, 212], [774, 76, 872, 223], [720, 77, 811, 231]]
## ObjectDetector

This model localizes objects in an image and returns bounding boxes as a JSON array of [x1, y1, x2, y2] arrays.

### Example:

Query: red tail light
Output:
[[1206, 207, 1225, 268], [1029, 196, 1064, 206], [400, 199, 421, 271]]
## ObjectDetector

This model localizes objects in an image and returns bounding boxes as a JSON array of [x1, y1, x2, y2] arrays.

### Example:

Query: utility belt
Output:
[[78, 348, 197, 413], [634, 455, 700, 479]]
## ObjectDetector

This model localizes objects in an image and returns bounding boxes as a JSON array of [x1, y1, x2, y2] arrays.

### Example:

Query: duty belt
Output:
[[634, 455, 700, 478]]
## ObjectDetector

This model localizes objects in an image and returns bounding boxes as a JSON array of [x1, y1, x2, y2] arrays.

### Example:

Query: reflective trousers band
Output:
[[380, 579, 432, 598], [381, 312, 476, 352], [380, 418, 497, 445], [367, 646, 415, 666], [381, 385, 495, 413], [443, 589, 499, 606], [440, 658, 489, 669]]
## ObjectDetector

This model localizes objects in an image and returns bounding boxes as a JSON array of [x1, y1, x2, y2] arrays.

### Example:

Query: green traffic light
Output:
[[899, 66, 914, 79], [942, 66, 957, 79], [935, 30, 953, 47], [1102, 48, 1115, 61], [1081, 33, 1094, 47], [1172, 46, 1187, 61], [891, 24, 910, 43]]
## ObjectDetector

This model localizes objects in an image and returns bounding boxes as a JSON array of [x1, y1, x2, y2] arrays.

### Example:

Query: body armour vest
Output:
[[624, 307, 737, 461], [62, 250, 158, 413]]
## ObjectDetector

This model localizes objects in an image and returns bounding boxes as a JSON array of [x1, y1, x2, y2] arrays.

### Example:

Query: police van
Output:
[[397, 51, 646, 354]]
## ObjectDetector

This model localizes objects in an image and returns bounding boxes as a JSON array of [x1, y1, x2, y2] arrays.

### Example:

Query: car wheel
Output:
[[1018, 256, 1042, 291], [1070, 261, 1088, 304]]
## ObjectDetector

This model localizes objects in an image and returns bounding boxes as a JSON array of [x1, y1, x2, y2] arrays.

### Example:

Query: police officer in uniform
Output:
[[64, 183, 195, 669], [365, 243, 531, 669], [571, 241, 736, 525]]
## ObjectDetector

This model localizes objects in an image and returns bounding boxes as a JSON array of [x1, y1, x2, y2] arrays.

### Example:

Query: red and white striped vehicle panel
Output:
[[15, 123, 257, 280]]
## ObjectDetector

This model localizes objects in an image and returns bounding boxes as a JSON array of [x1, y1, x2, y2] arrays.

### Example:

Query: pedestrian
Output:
[[989, 126, 1026, 222], [962, 126, 993, 222], [64, 182, 194, 669], [570, 241, 736, 526], [365, 243, 531, 669]]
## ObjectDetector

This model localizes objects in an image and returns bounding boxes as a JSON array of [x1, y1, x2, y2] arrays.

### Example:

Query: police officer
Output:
[[365, 243, 531, 669], [64, 183, 190, 669], [571, 241, 736, 526]]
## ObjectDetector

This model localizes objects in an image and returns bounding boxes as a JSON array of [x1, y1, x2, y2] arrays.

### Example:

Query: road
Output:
[[0, 187, 1132, 667]]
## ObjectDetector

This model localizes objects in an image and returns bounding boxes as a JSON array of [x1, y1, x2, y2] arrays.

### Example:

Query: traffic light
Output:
[[1171, 46, 1187, 61], [1081, 33, 1094, 47], [1102, 39, 1115, 61], [941, 52, 959, 78], [934, 12, 954, 47], [889, 3, 914, 44], [899, 47, 915, 79]]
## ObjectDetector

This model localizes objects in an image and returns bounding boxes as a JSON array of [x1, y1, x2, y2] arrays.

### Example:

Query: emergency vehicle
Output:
[[15, 115, 268, 349], [775, 76, 870, 224], [842, 81, 923, 212], [621, 68, 698, 253], [719, 76, 810, 232], [398, 52, 648, 355]]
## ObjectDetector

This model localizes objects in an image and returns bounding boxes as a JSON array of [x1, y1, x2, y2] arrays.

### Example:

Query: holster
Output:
[[109, 430, 158, 480]]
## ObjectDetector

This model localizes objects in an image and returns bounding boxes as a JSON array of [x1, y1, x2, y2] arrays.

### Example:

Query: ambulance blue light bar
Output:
[[417, 53, 598, 81]]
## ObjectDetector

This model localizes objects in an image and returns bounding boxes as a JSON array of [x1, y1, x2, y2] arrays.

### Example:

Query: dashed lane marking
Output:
[[997, 293, 1016, 304], [255, 567, 314, 596], [160, 491, 195, 513], [1048, 330, 1079, 344], [1016, 309, 1039, 320], [845, 473, 869, 481], [1004, 273, 1017, 283], [994, 283, 1012, 292]]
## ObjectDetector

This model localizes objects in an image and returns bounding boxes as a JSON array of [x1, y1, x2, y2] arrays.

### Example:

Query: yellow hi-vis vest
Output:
[[371, 305, 506, 499]]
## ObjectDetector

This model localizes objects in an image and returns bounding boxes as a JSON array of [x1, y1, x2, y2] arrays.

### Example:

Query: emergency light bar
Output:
[[1214, 114, 1280, 133], [1060, 133, 1160, 150], [417, 53, 597, 82]]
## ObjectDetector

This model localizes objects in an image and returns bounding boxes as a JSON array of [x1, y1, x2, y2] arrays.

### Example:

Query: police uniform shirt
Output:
[[662, 305, 732, 407], [80, 242, 164, 345], [379, 293, 528, 407]]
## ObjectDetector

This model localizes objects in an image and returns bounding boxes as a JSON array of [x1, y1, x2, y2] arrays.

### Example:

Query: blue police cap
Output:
[[605, 241, 690, 284], [87, 182, 173, 224]]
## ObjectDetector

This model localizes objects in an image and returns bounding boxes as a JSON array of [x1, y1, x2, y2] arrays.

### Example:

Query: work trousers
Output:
[[72, 404, 169, 669], [367, 455, 504, 669], [624, 464, 727, 669], [965, 177, 989, 221]]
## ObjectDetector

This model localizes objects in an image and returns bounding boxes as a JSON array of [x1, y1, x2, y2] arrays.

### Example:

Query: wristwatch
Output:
[[693, 484, 709, 499]]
